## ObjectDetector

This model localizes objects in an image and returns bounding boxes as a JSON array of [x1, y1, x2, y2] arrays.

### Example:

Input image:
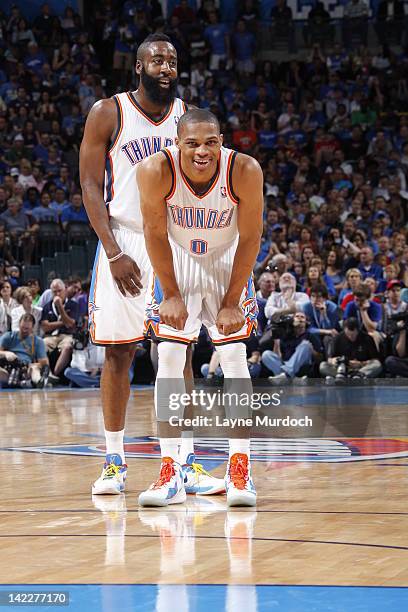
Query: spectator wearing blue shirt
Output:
[[204, 11, 230, 70], [232, 20, 256, 75], [358, 246, 384, 281], [31, 192, 58, 224], [50, 188, 70, 217], [344, 285, 383, 337], [24, 41, 47, 75], [0, 313, 48, 388], [33, 132, 51, 164], [302, 285, 341, 354], [61, 193, 89, 229]]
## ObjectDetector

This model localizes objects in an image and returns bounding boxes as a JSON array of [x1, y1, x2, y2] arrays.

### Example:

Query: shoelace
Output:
[[103, 463, 122, 479], [189, 462, 212, 480], [152, 460, 175, 489], [229, 456, 248, 490]]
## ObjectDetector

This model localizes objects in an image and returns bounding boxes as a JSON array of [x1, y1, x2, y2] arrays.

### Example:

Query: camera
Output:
[[0, 358, 29, 388], [387, 311, 408, 335], [73, 329, 89, 350], [335, 355, 348, 379], [270, 314, 295, 340]]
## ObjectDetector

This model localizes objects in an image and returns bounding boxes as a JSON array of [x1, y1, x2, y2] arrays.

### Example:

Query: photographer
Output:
[[385, 322, 408, 377], [319, 317, 382, 380], [262, 311, 322, 384], [0, 313, 49, 388], [302, 285, 341, 355], [40, 278, 79, 383], [265, 272, 310, 321], [64, 340, 105, 388]]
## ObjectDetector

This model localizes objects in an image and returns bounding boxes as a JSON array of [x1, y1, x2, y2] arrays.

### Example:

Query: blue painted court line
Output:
[[0, 585, 407, 612]]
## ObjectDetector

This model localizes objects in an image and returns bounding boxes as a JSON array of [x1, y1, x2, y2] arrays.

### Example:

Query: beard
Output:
[[140, 67, 178, 105]]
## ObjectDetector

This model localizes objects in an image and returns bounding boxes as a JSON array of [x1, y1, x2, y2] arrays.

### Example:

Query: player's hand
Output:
[[3, 351, 17, 362], [216, 305, 245, 336], [109, 254, 143, 297], [159, 296, 188, 330]]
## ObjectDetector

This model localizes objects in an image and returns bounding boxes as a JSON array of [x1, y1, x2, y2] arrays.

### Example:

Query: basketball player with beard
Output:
[[80, 35, 224, 497]]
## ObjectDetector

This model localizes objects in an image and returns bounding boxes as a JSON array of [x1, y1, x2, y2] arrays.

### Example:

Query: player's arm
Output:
[[217, 154, 263, 336], [79, 99, 142, 297], [137, 154, 188, 331]]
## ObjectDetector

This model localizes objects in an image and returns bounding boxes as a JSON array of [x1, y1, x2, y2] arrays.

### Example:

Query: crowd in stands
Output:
[[1, 1, 408, 386]]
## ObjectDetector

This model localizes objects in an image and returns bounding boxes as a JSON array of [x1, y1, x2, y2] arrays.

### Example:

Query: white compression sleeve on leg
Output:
[[215, 342, 250, 378]]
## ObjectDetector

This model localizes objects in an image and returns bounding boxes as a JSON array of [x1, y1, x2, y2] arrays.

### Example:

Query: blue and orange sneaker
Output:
[[182, 453, 226, 495], [92, 453, 127, 495], [138, 457, 186, 507], [225, 453, 256, 507]]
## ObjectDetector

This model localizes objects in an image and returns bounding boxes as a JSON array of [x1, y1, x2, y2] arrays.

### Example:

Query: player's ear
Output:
[[175, 137, 180, 148], [135, 60, 142, 76], [219, 133, 223, 146]]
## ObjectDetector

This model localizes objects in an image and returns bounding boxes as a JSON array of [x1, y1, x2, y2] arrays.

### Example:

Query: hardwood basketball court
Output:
[[1, 385, 408, 610]]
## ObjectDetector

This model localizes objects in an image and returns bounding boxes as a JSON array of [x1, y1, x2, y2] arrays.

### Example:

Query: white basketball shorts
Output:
[[144, 239, 258, 345], [89, 227, 151, 344]]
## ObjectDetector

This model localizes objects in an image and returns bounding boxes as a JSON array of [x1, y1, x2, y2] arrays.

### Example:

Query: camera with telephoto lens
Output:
[[73, 329, 89, 350], [270, 314, 295, 340], [387, 311, 408, 335], [0, 357, 29, 388], [335, 355, 349, 378]]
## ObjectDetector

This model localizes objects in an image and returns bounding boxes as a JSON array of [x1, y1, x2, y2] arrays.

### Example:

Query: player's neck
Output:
[[181, 163, 219, 196], [132, 89, 172, 120]]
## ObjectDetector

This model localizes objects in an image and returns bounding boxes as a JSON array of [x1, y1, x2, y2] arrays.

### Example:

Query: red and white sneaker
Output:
[[225, 453, 257, 507], [138, 457, 186, 507]]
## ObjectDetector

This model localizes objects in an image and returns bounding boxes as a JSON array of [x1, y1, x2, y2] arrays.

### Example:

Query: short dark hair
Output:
[[310, 284, 328, 299], [344, 317, 359, 331], [177, 109, 220, 137], [354, 284, 370, 299], [19, 313, 35, 325], [137, 34, 174, 61]]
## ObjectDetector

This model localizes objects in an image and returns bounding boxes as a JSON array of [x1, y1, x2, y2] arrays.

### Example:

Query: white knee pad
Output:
[[215, 342, 250, 378], [157, 341, 187, 378]]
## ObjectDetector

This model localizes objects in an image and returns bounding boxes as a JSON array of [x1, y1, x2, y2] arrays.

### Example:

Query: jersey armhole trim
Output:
[[227, 151, 239, 205], [162, 148, 176, 200], [108, 95, 123, 153], [182, 101, 188, 113]]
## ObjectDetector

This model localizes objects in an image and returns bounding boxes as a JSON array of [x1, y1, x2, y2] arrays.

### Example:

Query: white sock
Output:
[[105, 429, 125, 463], [179, 432, 194, 464], [229, 439, 250, 459], [160, 438, 181, 462]]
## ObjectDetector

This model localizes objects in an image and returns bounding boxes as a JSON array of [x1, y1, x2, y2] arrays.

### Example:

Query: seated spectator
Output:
[[64, 341, 105, 388], [0, 198, 36, 264], [27, 278, 42, 305], [375, 0, 405, 46], [256, 271, 275, 334], [31, 191, 58, 223], [11, 286, 42, 334], [324, 249, 345, 295], [384, 280, 408, 318], [0, 313, 49, 388], [60, 193, 89, 228], [339, 268, 363, 308], [344, 285, 383, 347], [270, 0, 295, 53], [320, 317, 382, 380], [262, 311, 322, 384], [204, 10, 230, 70], [265, 272, 310, 321], [40, 278, 79, 383], [0, 280, 18, 321], [302, 285, 341, 354], [358, 246, 383, 281]]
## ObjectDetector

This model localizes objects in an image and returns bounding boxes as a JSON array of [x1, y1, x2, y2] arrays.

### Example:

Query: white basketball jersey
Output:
[[105, 92, 187, 232], [164, 145, 239, 257]]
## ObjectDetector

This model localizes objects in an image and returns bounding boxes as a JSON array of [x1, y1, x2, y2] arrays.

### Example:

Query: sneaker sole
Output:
[[227, 492, 257, 507], [187, 483, 226, 495], [92, 483, 124, 495], [138, 487, 187, 507]]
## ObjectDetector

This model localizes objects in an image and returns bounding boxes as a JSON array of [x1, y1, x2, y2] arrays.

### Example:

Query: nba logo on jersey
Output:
[[174, 115, 179, 124], [220, 186, 227, 198]]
